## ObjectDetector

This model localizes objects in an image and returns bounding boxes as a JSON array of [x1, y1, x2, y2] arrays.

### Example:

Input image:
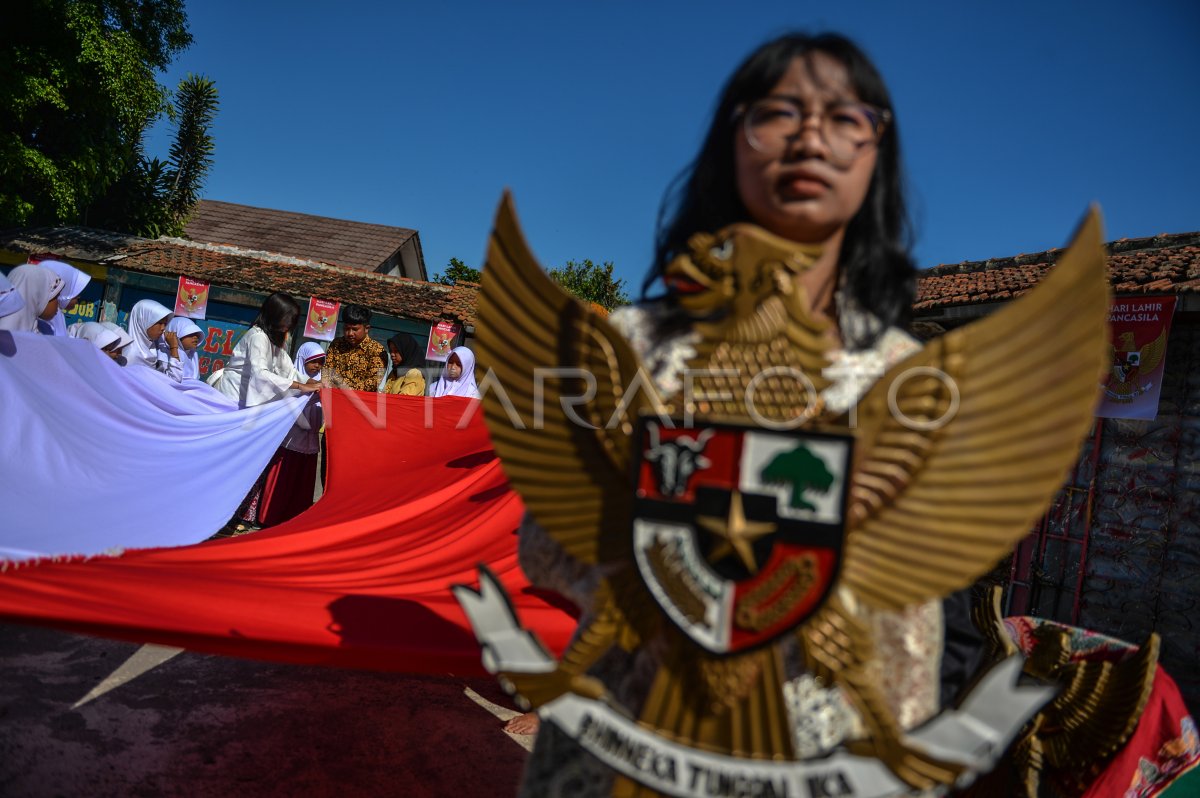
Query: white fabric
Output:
[[293, 341, 326, 383], [162, 317, 204, 380], [428, 346, 480, 398], [0, 271, 27, 321], [40, 261, 91, 337], [214, 326, 300, 408], [0, 264, 63, 333], [68, 321, 120, 352], [0, 331, 307, 560]]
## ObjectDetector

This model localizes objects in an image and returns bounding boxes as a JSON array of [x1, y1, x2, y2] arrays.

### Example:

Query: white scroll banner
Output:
[[455, 567, 1053, 798]]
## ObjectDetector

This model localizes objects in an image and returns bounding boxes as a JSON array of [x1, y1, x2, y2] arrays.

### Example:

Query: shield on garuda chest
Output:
[[631, 416, 853, 655]]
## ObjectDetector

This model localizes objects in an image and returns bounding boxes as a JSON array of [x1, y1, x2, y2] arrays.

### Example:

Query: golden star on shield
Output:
[[697, 490, 777, 573]]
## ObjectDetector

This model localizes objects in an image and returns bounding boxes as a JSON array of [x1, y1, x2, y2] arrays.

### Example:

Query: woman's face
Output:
[[264, 314, 295, 347], [304, 358, 324, 377], [146, 317, 168, 340], [388, 343, 402, 365], [39, 296, 59, 320], [446, 354, 463, 381], [734, 53, 878, 245], [180, 333, 202, 351], [102, 343, 125, 361]]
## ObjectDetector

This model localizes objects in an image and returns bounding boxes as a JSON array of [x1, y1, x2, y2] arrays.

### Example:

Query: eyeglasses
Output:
[[739, 96, 891, 165]]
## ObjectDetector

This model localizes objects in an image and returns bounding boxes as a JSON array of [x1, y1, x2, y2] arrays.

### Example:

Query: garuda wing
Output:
[[1138, 326, 1168, 373], [474, 192, 668, 565], [842, 207, 1111, 610]]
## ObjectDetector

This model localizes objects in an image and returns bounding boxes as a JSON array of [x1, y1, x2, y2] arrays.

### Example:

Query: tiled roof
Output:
[[121, 238, 477, 326], [0, 226, 140, 263], [0, 228, 476, 326], [916, 231, 1200, 312], [184, 199, 419, 273]]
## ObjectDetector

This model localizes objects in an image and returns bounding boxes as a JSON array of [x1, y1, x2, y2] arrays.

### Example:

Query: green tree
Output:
[[90, 74, 219, 237], [433, 257, 482, 285], [0, 1, 214, 237], [549, 259, 630, 311]]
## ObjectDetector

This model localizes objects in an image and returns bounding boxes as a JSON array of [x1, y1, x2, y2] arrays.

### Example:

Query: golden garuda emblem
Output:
[[455, 194, 1111, 797]]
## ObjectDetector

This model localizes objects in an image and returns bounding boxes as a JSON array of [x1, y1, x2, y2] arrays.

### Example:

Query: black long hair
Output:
[[252, 292, 301, 348], [649, 32, 916, 349]]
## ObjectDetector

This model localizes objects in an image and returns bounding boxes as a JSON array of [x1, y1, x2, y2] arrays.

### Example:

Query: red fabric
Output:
[[1081, 668, 1200, 798], [0, 392, 577, 676], [258, 447, 317, 528], [1005, 617, 1200, 797]]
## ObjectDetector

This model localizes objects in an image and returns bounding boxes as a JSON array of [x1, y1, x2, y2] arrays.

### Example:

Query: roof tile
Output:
[[184, 199, 419, 273], [917, 232, 1200, 311]]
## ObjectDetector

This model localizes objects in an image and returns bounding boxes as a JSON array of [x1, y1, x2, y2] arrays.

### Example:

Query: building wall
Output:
[[1010, 316, 1200, 709]]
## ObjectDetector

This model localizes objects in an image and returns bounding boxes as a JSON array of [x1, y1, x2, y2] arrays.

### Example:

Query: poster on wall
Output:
[[303, 297, 340, 342], [195, 319, 248, 379], [174, 276, 211, 319], [1096, 296, 1177, 420], [425, 320, 459, 362]]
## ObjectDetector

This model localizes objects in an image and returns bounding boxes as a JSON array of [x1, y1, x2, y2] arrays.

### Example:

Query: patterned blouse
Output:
[[322, 336, 386, 392]]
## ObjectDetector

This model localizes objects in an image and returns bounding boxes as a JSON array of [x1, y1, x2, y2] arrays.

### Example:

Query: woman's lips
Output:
[[778, 170, 830, 199]]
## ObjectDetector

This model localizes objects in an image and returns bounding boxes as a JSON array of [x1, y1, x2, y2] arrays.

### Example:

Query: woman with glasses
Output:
[[514, 31, 953, 794]]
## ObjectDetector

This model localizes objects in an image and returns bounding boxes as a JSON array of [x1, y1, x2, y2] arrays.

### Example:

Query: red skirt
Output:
[[257, 447, 319, 528]]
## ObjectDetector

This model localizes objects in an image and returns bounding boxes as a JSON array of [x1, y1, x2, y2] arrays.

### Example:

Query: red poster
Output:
[[303, 297, 340, 342], [1096, 296, 1177, 420], [425, 320, 460, 362], [174, 276, 210, 319]]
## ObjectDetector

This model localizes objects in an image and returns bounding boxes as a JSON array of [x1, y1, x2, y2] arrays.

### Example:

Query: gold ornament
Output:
[[470, 192, 1111, 794]]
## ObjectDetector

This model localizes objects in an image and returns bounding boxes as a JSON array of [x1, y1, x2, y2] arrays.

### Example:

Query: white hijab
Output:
[[127, 299, 174, 368], [162, 316, 204, 379], [40, 260, 91, 336], [68, 321, 121, 352], [428, 346, 480, 398], [99, 320, 135, 353], [0, 264, 64, 333], [0, 271, 25, 322], [294, 341, 326, 384]]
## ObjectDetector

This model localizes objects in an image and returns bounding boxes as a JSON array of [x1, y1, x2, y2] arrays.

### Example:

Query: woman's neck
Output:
[[796, 227, 844, 323]]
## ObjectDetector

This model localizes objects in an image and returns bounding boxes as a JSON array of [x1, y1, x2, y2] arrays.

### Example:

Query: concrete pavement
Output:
[[0, 623, 532, 797]]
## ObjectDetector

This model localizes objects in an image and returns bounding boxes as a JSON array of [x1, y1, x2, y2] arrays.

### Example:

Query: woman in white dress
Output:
[[213, 292, 320, 530]]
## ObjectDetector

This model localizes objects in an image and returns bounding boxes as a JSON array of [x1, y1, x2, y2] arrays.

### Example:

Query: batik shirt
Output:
[[322, 336, 386, 392]]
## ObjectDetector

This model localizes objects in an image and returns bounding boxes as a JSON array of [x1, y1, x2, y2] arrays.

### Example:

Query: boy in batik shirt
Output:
[[322, 304, 387, 392]]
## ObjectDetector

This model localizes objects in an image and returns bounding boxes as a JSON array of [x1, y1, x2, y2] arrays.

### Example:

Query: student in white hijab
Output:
[[99, 320, 135, 355], [427, 346, 480, 398], [0, 263, 64, 333], [68, 321, 128, 363], [0, 272, 26, 323], [277, 339, 326, 525], [293, 341, 326, 384], [126, 299, 184, 381], [37, 260, 91, 336], [161, 317, 204, 380]]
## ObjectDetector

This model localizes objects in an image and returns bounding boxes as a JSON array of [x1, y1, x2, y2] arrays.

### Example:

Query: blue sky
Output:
[[147, 1, 1199, 294]]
